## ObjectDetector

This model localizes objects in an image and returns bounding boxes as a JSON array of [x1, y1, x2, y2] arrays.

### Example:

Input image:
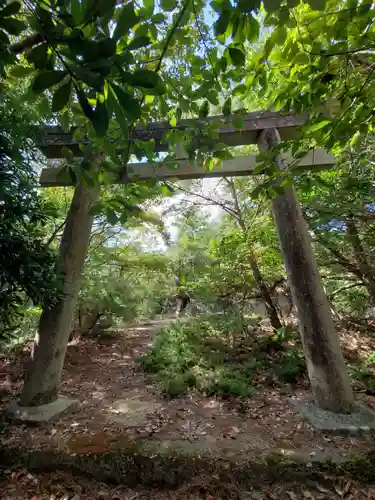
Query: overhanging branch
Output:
[[9, 33, 43, 54]]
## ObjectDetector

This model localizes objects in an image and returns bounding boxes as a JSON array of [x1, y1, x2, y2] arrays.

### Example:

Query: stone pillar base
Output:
[[290, 398, 375, 435], [5, 396, 77, 422]]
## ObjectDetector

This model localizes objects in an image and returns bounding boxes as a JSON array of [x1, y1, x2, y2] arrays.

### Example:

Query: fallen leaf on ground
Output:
[[287, 492, 298, 500]]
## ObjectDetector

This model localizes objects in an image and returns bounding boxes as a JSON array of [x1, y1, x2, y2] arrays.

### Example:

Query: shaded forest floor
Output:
[[1, 317, 375, 498], [1, 318, 375, 455], [2, 466, 375, 499]]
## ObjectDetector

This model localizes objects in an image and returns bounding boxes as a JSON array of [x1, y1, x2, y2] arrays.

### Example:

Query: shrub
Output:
[[0, 306, 40, 354], [138, 316, 259, 398], [275, 349, 306, 383], [348, 352, 375, 391], [210, 371, 254, 398]]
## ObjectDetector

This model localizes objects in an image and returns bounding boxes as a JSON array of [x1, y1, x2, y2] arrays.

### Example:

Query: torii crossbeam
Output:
[[38, 110, 334, 186]]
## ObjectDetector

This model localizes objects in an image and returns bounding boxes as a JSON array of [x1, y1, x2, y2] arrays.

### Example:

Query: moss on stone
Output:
[[2, 441, 375, 487]]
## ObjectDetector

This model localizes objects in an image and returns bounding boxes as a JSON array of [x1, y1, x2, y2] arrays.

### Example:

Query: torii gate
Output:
[[14, 111, 354, 419], [39, 110, 333, 185]]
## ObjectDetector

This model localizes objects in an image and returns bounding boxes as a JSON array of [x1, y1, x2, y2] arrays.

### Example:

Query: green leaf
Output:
[[294, 52, 310, 65], [0, 29, 9, 44], [128, 36, 151, 50], [38, 96, 50, 116], [214, 11, 230, 36], [52, 81, 72, 112], [0, 17, 26, 35], [68, 166, 77, 184], [128, 69, 160, 89], [253, 163, 267, 175], [106, 207, 118, 225], [263, 37, 275, 59], [169, 109, 177, 127], [61, 146, 74, 161], [71, 0, 83, 25], [9, 65, 34, 77], [233, 84, 247, 95], [232, 114, 244, 129], [196, 80, 214, 97], [238, 0, 261, 12], [161, 0, 177, 10], [108, 87, 129, 134], [59, 110, 70, 132], [0, 1, 21, 16], [161, 184, 174, 196], [77, 90, 94, 119], [245, 15, 259, 42], [308, 120, 330, 132], [223, 97, 231, 116], [115, 51, 135, 66], [228, 47, 245, 66], [263, 0, 280, 12], [350, 131, 361, 148], [273, 26, 287, 45], [111, 83, 141, 121], [211, 0, 231, 13], [90, 202, 105, 216], [287, 0, 299, 6], [113, 3, 139, 40], [199, 100, 209, 118], [81, 39, 117, 61], [32, 70, 67, 93], [84, 0, 116, 20], [91, 100, 109, 137], [207, 91, 219, 105], [71, 65, 102, 89], [152, 13, 165, 23], [307, 0, 325, 9], [26, 43, 49, 70], [142, 0, 155, 15]]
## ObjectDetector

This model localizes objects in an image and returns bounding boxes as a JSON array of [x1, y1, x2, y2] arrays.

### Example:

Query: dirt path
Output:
[[1, 318, 375, 457]]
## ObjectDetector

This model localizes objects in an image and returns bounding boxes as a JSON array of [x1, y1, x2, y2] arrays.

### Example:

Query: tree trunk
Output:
[[346, 218, 375, 303], [225, 178, 283, 331], [258, 128, 354, 413], [248, 249, 283, 331], [19, 180, 98, 406]]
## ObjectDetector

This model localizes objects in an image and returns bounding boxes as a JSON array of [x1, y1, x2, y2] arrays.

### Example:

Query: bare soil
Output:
[[1, 319, 375, 457], [1, 318, 375, 498]]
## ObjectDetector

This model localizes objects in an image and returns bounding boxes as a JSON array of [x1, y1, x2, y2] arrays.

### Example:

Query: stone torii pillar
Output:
[[258, 128, 354, 413], [7, 159, 100, 421]]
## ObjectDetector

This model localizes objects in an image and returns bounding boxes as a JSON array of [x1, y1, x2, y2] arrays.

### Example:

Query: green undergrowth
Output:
[[138, 315, 307, 398], [0, 306, 40, 355], [347, 350, 375, 391]]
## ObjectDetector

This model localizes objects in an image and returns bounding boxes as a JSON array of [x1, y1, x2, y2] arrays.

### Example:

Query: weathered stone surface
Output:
[[106, 398, 162, 427], [37, 111, 307, 159], [5, 396, 77, 422], [290, 398, 375, 434], [40, 150, 334, 187]]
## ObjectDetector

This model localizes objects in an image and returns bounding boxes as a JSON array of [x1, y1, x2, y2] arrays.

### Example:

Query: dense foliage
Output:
[[0, 103, 58, 336]]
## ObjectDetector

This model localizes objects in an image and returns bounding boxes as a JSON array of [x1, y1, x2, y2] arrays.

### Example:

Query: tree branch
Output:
[[166, 180, 240, 220], [45, 217, 67, 247], [120, 0, 190, 183], [9, 33, 43, 54], [315, 234, 363, 280], [328, 282, 365, 299]]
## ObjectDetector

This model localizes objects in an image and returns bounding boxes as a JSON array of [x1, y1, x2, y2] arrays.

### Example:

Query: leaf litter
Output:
[[1, 320, 375, 497]]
